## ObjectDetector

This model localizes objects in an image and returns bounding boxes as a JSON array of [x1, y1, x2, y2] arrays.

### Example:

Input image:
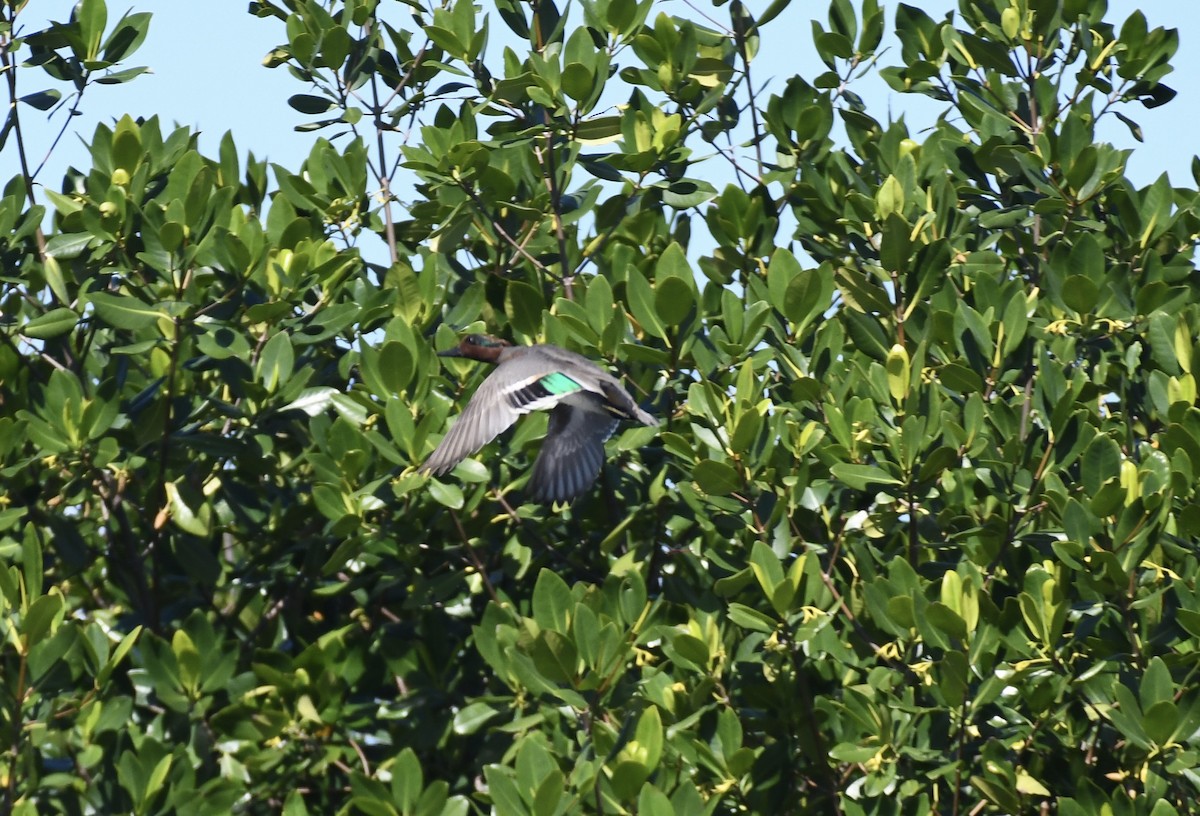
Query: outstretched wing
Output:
[[422, 365, 585, 475], [597, 380, 659, 427], [526, 400, 619, 504]]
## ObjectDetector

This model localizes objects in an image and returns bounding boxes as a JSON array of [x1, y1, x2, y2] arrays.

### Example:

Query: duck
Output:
[[423, 334, 659, 504]]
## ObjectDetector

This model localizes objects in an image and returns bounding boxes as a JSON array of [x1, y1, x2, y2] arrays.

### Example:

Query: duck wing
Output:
[[532, 346, 659, 427], [597, 380, 659, 426], [526, 397, 619, 504], [423, 361, 588, 475]]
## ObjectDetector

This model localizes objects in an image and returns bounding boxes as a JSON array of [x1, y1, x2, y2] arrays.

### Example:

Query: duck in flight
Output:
[[423, 334, 658, 504]]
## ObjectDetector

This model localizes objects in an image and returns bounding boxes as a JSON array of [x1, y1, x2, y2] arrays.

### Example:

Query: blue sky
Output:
[[6, 2, 1198, 209]]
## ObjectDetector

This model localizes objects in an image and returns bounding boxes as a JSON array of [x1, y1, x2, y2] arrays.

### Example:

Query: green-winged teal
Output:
[[423, 334, 658, 504]]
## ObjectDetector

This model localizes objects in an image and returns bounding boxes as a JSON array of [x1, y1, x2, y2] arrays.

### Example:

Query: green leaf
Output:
[[1062, 275, 1099, 314], [1110, 684, 1150, 747], [926, 602, 967, 641], [79, 0, 108, 61], [484, 767, 524, 816], [885, 343, 910, 402], [27, 625, 78, 682], [377, 341, 415, 394], [1144, 700, 1179, 746], [1148, 311, 1180, 373], [692, 460, 739, 495], [749, 540, 785, 600], [625, 266, 669, 341], [637, 784, 674, 816], [939, 361, 983, 393], [393, 748, 423, 813], [102, 10, 151, 63], [531, 771, 564, 816], [660, 178, 717, 208], [97, 626, 141, 685], [88, 291, 163, 330], [876, 174, 904, 218], [830, 463, 902, 490], [572, 604, 601, 669], [44, 231, 89, 256], [111, 120, 142, 171], [1000, 6, 1020, 39], [1139, 174, 1173, 247], [42, 254, 73, 303], [726, 602, 777, 633], [1013, 770, 1050, 796], [21, 307, 79, 339], [532, 569, 573, 634], [257, 331, 295, 392], [142, 755, 174, 812], [653, 276, 694, 326], [607, 0, 637, 33], [970, 775, 1021, 814], [634, 705, 663, 770], [428, 480, 464, 509], [505, 280, 544, 337], [784, 268, 828, 328], [664, 631, 709, 671], [585, 274, 614, 333], [938, 650, 969, 707], [1149, 802, 1180, 816], [424, 25, 466, 59], [20, 90, 62, 111], [93, 65, 151, 85], [320, 25, 351, 67], [617, 571, 647, 628], [164, 482, 212, 537], [530, 630, 578, 684], [444, 281, 486, 327], [575, 116, 624, 145], [1140, 656, 1173, 710], [0, 564, 20, 610], [1114, 110, 1144, 142], [562, 63, 594, 102], [284, 387, 338, 416], [288, 94, 335, 114], [22, 524, 43, 602], [1081, 435, 1121, 497], [21, 593, 65, 645], [193, 324, 244, 362], [880, 212, 911, 272], [282, 790, 309, 816], [172, 628, 201, 694]]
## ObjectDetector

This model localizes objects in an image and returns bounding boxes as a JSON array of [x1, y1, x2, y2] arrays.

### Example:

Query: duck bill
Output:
[[437, 348, 465, 358]]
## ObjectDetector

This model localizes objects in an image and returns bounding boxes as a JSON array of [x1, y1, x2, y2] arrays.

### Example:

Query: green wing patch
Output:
[[539, 371, 582, 395]]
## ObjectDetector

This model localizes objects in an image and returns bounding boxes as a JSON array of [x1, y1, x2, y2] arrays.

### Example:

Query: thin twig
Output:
[[730, 1, 765, 177], [570, 177, 648, 278], [0, 9, 47, 257], [532, 139, 574, 300], [31, 84, 89, 182], [370, 73, 399, 265], [459, 181, 555, 278], [450, 509, 498, 603]]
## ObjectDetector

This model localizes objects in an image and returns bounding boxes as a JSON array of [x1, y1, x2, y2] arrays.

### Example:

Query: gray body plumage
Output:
[[423, 342, 657, 504]]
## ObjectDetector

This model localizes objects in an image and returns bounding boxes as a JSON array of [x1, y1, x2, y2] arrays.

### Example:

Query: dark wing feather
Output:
[[526, 401, 618, 504], [423, 362, 582, 475], [422, 387, 519, 476], [598, 380, 658, 426]]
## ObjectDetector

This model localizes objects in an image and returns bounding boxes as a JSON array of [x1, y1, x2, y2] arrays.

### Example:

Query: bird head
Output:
[[438, 333, 512, 363]]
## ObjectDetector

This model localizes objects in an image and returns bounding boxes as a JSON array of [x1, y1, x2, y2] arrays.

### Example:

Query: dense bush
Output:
[[2, 0, 1199, 813]]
